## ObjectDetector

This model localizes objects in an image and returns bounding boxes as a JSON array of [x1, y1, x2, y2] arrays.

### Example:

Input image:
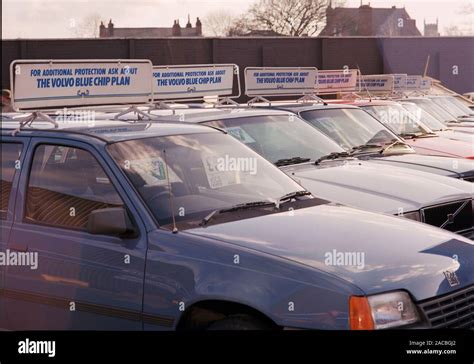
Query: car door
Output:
[[3, 138, 147, 330], [0, 137, 29, 329]]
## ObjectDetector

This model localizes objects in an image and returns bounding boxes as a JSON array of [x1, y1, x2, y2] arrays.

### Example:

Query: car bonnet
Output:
[[186, 203, 474, 301]]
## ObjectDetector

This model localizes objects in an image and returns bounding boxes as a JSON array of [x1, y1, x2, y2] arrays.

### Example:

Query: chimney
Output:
[[172, 20, 181, 36], [358, 4, 373, 35], [186, 14, 192, 28], [107, 19, 114, 37], [196, 17, 202, 36], [99, 21, 106, 37]]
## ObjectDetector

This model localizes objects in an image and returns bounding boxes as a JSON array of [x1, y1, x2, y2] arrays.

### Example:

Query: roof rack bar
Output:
[[296, 93, 325, 103], [113, 105, 154, 121], [11, 111, 58, 136], [247, 95, 272, 106]]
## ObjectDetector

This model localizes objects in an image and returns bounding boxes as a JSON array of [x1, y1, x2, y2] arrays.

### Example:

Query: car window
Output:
[[108, 132, 316, 229], [300, 108, 397, 150], [362, 104, 429, 136], [401, 103, 447, 131], [1, 143, 23, 219], [25, 144, 124, 232], [204, 115, 344, 163]]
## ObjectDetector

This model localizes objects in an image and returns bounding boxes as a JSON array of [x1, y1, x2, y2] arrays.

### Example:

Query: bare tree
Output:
[[443, 25, 464, 36], [443, 3, 473, 36], [71, 13, 102, 38], [238, 0, 330, 36], [203, 10, 238, 36]]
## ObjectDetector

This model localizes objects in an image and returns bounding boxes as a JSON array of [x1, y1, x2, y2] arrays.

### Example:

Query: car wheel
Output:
[[207, 314, 272, 330]]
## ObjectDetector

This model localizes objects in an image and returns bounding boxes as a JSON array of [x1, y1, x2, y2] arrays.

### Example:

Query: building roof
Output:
[[320, 4, 422, 36], [110, 27, 200, 38]]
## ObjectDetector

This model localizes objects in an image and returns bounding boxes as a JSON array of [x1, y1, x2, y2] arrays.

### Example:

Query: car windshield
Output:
[[450, 96, 474, 116], [108, 132, 312, 229], [203, 114, 345, 165], [300, 108, 398, 150], [430, 96, 468, 118], [436, 96, 473, 117], [401, 103, 447, 131], [362, 104, 431, 137], [407, 98, 457, 123]]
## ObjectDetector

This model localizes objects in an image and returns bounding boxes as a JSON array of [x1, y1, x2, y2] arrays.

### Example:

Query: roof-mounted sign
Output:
[[10, 59, 153, 110], [152, 64, 238, 100], [420, 77, 432, 90], [316, 69, 359, 94], [357, 74, 395, 92], [406, 75, 422, 90], [244, 67, 317, 97], [393, 74, 408, 90]]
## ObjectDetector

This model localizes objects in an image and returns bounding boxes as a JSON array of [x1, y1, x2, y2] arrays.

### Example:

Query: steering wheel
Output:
[[148, 190, 175, 208]]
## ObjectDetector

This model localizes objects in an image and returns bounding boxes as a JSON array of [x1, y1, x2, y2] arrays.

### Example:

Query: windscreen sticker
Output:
[[201, 152, 256, 189], [130, 157, 182, 186], [226, 126, 256, 144]]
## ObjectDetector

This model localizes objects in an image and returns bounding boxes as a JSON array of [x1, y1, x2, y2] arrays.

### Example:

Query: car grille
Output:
[[418, 285, 474, 328], [421, 200, 473, 233]]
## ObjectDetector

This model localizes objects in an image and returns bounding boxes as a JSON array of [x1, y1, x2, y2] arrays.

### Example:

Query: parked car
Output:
[[341, 100, 474, 159], [252, 102, 474, 182], [399, 101, 474, 144], [140, 107, 474, 239], [4, 117, 473, 330], [401, 97, 474, 133]]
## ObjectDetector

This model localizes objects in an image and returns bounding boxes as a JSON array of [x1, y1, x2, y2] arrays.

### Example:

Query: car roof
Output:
[[335, 99, 399, 107], [251, 102, 361, 113], [146, 107, 293, 124], [1, 117, 221, 142]]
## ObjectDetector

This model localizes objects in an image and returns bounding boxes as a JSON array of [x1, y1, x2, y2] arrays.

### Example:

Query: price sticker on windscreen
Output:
[[244, 67, 317, 96], [10, 59, 153, 110], [152, 64, 236, 100], [316, 69, 359, 94]]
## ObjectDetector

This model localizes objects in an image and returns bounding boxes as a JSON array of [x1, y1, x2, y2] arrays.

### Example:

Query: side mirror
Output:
[[87, 207, 135, 236]]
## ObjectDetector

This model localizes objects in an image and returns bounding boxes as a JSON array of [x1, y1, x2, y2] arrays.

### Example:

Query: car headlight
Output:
[[397, 211, 421, 222], [350, 291, 420, 330]]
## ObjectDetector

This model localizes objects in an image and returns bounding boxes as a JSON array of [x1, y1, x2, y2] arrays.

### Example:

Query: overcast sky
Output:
[[2, 0, 472, 38]]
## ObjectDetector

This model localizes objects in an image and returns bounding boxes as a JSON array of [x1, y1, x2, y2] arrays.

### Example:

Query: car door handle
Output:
[[9, 243, 28, 252]]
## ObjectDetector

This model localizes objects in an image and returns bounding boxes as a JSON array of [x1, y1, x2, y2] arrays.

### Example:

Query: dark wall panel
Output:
[[2, 37, 473, 94]]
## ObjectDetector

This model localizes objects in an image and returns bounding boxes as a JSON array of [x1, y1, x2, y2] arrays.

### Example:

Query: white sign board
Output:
[[357, 75, 394, 92], [153, 64, 236, 100], [420, 77, 432, 90], [11, 59, 153, 110], [244, 67, 317, 96], [393, 74, 408, 90], [406, 75, 422, 90], [316, 69, 359, 94]]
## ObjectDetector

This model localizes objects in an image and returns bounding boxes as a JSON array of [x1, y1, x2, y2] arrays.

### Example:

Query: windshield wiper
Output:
[[200, 200, 277, 226], [275, 157, 311, 167], [314, 151, 351, 165], [275, 190, 312, 208], [399, 132, 423, 139], [350, 143, 384, 154], [379, 140, 410, 155]]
